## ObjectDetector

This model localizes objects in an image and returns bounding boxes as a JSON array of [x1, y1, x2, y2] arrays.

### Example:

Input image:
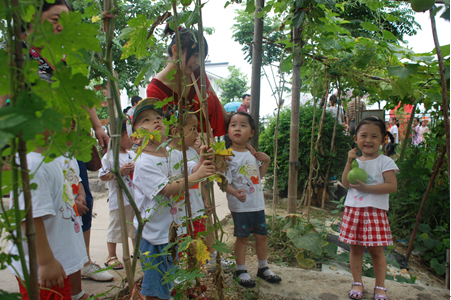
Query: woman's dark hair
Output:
[[42, 0, 72, 12], [131, 96, 142, 106], [329, 95, 337, 106], [163, 24, 209, 64], [226, 112, 256, 132], [355, 117, 386, 138], [106, 118, 128, 137], [414, 117, 420, 123], [123, 106, 132, 114]]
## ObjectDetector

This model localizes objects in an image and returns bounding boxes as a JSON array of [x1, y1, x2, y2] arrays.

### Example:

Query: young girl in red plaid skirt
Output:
[[340, 117, 399, 300]]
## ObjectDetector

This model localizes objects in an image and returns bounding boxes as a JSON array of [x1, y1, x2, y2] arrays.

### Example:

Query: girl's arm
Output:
[[207, 84, 229, 125], [75, 183, 89, 216], [349, 170, 397, 194], [255, 152, 271, 178], [24, 218, 66, 288], [226, 184, 246, 202], [99, 163, 134, 181], [161, 160, 216, 196], [342, 148, 358, 188]]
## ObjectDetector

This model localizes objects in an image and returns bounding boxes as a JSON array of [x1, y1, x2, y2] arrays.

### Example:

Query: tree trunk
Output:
[[406, 147, 446, 261], [249, 0, 264, 150], [430, 9, 450, 175], [287, 24, 303, 213]]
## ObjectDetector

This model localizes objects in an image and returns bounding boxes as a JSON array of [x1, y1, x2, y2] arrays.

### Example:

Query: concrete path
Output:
[[0, 175, 231, 297]]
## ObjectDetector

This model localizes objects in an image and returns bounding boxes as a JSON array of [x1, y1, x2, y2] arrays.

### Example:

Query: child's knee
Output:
[[368, 246, 385, 258], [236, 237, 249, 245]]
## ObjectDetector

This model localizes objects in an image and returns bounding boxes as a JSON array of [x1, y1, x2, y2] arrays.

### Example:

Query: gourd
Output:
[[411, 0, 435, 12], [347, 159, 368, 184]]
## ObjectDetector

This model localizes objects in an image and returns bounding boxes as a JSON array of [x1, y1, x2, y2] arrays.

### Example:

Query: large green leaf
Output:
[[390, 77, 412, 98], [387, 64, 419, 79], [287, 227, 323, 256], [430, 258, 446, 275], [296, 251, 315, 269], [361, 22, 378, 32]]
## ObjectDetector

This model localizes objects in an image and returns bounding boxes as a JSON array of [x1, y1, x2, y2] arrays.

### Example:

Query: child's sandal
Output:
[[349, 282, 364, 299], [373, 286, 389, 300]]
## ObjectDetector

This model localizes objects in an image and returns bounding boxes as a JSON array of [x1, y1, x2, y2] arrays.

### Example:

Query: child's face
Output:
[[120, 130, 133, 150], [183, 115, 198, 147], [228, 114, 254, 146], [354, 124, 384, 157], [413, 119, 419, 126], [132, 109, 166, 145]]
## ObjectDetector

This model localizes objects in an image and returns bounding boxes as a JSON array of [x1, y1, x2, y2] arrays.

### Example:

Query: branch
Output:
[[147, 12, 172, 41]]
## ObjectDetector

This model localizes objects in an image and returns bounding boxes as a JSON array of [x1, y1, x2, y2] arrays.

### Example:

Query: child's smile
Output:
[[354, 124, 384, 159]]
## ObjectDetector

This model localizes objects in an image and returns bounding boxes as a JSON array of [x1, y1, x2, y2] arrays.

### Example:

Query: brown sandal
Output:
[[104, 256, 123, 270]]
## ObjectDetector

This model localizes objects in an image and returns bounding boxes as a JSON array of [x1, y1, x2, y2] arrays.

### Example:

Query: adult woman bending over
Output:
[[146, 26, 228, 137]]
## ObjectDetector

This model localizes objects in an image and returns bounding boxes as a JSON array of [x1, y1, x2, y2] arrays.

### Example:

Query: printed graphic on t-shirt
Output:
[[237, 161, 260, 194], [354, 175, 379, 202], [62, 159, 81, 233]]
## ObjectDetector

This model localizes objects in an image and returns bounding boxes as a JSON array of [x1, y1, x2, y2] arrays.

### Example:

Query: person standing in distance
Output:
[[237, 94, 251, 113]]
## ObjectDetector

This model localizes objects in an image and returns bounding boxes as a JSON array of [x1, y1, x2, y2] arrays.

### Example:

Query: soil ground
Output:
[[0, 173, 449, 299]]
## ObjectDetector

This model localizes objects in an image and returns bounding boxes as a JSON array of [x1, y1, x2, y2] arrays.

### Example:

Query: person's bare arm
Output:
[[85, 106, 109, 154], [350, 170, 397, 194], [161, 160, 216, 196], [342, 148, 358, 188], [226, 184, 246, 202], [255, 152, 270, 178], [24, 218, 66, 288], [75, 184, 89, 216]]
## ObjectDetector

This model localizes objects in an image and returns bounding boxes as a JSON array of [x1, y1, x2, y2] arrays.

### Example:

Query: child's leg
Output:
[[368, 246, 387, 296], [254, 234, 267, 260], [69, 271, 89, 300], [107, 242, 117, 258], [349, 245, 365, 292], [234, 237, 248, 265], [254, 233, 280, 282]]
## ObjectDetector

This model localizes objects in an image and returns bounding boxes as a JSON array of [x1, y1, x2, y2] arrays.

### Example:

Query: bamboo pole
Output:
[[446, 249, 450, 290], [103, 0, 135, 295], [430, 9, 450, 175], [11, 0, 39, 297], [406, 147, 446, 261], [197, 1, 224, 297], [398, 103, 417, 164]]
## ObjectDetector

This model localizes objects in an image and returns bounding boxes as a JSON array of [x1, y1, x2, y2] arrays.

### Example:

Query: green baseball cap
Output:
[[131, 97, 163, 130]]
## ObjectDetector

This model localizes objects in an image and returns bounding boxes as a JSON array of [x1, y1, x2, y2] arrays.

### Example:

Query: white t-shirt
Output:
[[390, 125, 399, 144], [420, 125, 429, 142], [99, 150, 136, 211], [168, 147, 204, 218], [344, 155, 399, 211], [226, 150, 265, 213], [133, 153, 179, 245], [326, 106, 343, 124], [8, 153, 88, 280]]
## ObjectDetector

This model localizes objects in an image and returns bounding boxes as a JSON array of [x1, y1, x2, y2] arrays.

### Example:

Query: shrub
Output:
[[259, 105, 353, 195]]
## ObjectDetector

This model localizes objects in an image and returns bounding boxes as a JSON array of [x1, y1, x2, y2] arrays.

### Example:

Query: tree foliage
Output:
[[216, 66, 250, 105]]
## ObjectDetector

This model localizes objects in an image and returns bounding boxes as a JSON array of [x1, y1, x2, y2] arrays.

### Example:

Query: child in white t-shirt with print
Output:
[[225, 112, 282, 288], [340, 117, 398, 300], [167, 112, 234, 273], [8, 149, 88, 300], [129, 98, 217, 300], [99, 118, 136, 270]]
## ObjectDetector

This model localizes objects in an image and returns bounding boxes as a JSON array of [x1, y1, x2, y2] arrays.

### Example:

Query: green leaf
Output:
[[287, 227, 323, 256], [296, 251, 315, 269], [387, 64, 419, 79], [361, 22, 378, 32], [432, 44, 450, 57], [395, 275, 411, 283], [366, 0, 383, 10], [418, 223, 431, 233], [430, 258, 446, 275], [390, 77, 412, 99], [383, 30, 398, 41], [292, 11, 306, 28], [211, 239, 233, 254], [363, 267, 375, 278]]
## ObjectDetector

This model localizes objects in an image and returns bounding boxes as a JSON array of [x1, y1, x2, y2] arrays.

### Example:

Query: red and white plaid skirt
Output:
[[339, 206, 393, 247]]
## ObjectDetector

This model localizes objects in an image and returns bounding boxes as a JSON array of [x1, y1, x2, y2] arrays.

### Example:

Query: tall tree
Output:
[[216, 66, 250, 105]]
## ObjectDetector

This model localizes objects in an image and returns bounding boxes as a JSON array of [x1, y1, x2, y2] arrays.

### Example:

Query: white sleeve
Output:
[[98, 152, 112, 177], [133, 158, 169, 204], [381, 156, 399, 174], [226, 159, 237, 185], [25, 168, 57, 219]]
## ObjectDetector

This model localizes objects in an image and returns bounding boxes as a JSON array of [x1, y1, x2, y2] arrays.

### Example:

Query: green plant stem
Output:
[[398, 102, 417, 163], [429, 8, 450, 175], [406, 146, 446, 261]]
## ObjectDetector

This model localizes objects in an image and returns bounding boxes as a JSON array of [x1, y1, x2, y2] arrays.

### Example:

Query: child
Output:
[[225, 112, 282, 288], [7, 147, 88, 299], [130, 98, 217, 300], [167, 112, 234, 273], [340, 117, 398, 300], [99, 118, 136, 270]]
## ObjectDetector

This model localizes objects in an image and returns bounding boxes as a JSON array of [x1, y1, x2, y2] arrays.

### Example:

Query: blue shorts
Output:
[[78, 161, 93, 232], [139, 239, 175, 299], [231, 210, 268, 238]]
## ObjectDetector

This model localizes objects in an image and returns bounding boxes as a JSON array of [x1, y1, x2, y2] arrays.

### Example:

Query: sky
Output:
[[121, 2, 450, 118]]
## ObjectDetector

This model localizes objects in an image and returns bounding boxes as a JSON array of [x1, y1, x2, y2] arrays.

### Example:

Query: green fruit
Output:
[[411, 0, 435, 12], [352, 89, 360, 96], [351, 159, 359, 169], [181, 0, 192, 6], [347, 165, 368, 184]]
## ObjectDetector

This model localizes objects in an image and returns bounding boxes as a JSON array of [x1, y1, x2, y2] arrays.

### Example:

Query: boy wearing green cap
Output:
[[130, 98, 216, 300]]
